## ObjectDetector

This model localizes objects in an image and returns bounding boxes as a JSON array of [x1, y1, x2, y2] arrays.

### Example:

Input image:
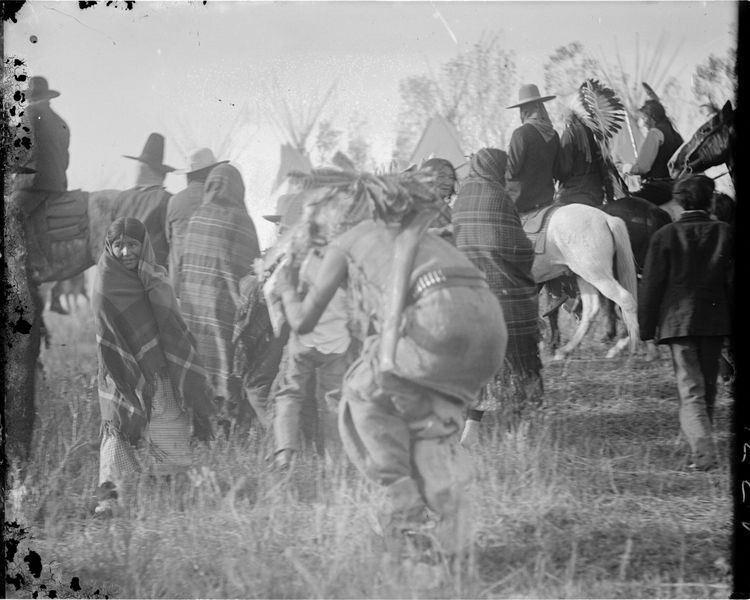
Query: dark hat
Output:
[[27, 76, 60, 101], [124, 133, 176, 173], [506, 83, 556, 109], [182, 147, 229, 175]]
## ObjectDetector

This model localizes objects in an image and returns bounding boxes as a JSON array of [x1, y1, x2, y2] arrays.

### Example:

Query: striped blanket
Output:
[[179, 165, 260, 399], [453, 148, 540, 378], [92, 231, 216, 444]]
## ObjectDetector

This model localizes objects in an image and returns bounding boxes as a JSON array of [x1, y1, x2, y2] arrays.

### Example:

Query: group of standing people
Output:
[[14, 75, 732, 551]]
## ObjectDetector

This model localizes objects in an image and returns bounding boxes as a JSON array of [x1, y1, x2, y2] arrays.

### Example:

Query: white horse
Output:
[[530, 204, 639, 360]]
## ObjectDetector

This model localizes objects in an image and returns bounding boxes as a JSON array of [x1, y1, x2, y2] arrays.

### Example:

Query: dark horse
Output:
[[544, 101, 736, 353], [669, 100, 736, 188]]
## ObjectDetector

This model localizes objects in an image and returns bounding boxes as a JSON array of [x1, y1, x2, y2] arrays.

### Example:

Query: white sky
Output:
[[4, 0, 737, 248]]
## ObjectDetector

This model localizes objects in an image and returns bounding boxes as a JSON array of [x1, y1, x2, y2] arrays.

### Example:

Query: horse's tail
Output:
[[606, 215, 640, 353]]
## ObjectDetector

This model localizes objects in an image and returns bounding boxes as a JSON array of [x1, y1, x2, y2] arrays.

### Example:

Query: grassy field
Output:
[[4, 304, 734, 599]]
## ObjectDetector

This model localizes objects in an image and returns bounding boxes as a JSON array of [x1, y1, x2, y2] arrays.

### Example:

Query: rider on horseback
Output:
[[624, 98, 684, 206], [505, 84, 560, 215], [11, 76, 69, 218], [11, 76, 77, 315]]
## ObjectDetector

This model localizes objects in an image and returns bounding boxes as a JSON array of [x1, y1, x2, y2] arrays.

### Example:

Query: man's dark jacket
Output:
[[638, 211, 733, 343], [113, 185, 172, 269], [14, 101, 70, 192], [505, 123, 560, 213]]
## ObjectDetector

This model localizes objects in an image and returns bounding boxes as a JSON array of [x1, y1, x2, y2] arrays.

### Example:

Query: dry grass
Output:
[[4, 306, 733, 598]]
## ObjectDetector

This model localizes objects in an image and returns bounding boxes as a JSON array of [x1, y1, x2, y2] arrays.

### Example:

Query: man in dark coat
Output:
[[166, 148, 228, 296], [112, 133, 176, 269], [638, 174, 733, 471], [12, 76, 70, 217], [505, 84, 561, 214]]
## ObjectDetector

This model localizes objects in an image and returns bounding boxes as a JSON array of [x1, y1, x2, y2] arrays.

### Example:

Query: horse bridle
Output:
[[680, 119, 728, 177]]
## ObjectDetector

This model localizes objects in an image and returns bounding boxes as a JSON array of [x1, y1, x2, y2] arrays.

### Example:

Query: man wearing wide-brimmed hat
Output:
[[166, 148, 228, 295], [11, 76, 70, 217], [505, 83, 561, 214], [111, 133, 176, 269]]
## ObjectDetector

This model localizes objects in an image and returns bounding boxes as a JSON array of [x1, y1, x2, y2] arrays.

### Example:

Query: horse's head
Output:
[[669, 100, 735, 179]]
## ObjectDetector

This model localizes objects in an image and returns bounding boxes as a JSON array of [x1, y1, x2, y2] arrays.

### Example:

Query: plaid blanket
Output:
[[179, 165, 260, 399], [92, 230, 215, 444], [453, 148, 540, 376]]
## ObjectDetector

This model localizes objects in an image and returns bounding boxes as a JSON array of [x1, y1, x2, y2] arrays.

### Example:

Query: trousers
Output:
[[667, 336, 723, 468], [273, 336, 353, 456]]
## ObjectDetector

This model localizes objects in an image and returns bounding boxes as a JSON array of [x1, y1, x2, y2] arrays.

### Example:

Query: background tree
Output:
[[543, 42, 603, 129], [691, 45, 737, 108], [314, 118, 343, 166], [393, 34, 519, 164], [345, 113, 373, 171]]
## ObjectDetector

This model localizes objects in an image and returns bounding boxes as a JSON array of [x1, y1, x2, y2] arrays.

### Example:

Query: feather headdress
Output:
[[569, 78, 626, 142], [566, 79, 629, 201]]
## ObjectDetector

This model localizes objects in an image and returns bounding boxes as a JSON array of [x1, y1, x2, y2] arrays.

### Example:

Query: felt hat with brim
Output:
[[27, 77, 60, 101], [263, 193, 305, 230], [506, 83, 556, 109], [181, 147, 229, 175], [123, 133, 176, 173]]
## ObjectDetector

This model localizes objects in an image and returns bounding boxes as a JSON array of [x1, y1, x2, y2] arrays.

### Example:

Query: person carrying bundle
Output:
[[268, 167, 507, 555]]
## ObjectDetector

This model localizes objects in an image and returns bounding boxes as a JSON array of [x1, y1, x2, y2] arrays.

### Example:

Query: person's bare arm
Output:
[[279, 246, 348, 334]]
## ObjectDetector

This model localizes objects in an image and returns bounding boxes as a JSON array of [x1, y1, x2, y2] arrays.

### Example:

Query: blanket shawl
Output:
[[92, 232, 216, 444], [179, 164, 261, 399], [453, 148, 540, 377]]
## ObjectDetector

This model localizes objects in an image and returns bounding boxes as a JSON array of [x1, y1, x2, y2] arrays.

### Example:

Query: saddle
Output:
[[45, 190, 89, 242], [20, 189, 90, 279], [520, 204, 560, 255]]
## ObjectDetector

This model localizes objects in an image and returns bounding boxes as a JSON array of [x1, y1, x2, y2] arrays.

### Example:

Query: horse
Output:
[[526, 203, 640, 361], [542, 196, 670, 353], [669, 100, 736, 189], [4, 188, 127, 467], [544, 103, 736, 358]]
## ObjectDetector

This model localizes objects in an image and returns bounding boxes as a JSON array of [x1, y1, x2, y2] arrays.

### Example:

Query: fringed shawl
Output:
[[92, 232, 215, 443]]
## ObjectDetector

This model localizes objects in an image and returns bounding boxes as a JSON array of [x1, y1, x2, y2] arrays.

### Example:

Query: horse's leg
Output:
[[582, 276, 638, 359], [600, 297, 618, 342], [49, 281, 67, 314], [554, 278, 601, 360], [548, 306, 561, 351]]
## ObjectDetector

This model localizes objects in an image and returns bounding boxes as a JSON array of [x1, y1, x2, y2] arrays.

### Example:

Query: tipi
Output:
[[410, 115, 468, 178]]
